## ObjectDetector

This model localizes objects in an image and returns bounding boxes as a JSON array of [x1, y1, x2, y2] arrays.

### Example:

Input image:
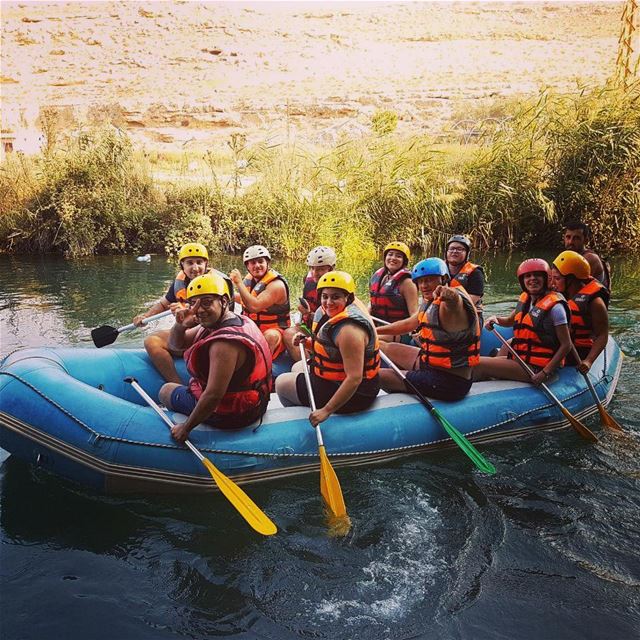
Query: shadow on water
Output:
[[1, 252, 640, 639]]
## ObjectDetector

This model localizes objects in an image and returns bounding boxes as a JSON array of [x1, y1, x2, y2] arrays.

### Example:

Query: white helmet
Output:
[[243, 245, 271, 263], [306, 245, 336, 267]]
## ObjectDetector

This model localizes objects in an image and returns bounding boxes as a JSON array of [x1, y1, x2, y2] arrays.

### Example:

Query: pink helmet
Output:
[[516, 258, 550, 291]]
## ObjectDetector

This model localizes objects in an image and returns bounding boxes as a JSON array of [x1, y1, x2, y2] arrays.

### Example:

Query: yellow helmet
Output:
[[316, 270, 356, 294], [186, 273, 229, 300], [178, 242, 209, 263], [553, 250, 591, 280], [384, 241, 411, 265]]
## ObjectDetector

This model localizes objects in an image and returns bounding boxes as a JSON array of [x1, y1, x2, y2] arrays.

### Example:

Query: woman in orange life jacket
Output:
[[550, 250, 610, 374], [275, 271, 381, 427], [158, 272, 272, 443], [376, 257, 480, 401], [283, 245, 337, 361], [445, 234, 485, 327], [475, 258, 573, 385], [135, 242, 233, 384], [230, 245, 291, 359], [368, 241, 418, 343]]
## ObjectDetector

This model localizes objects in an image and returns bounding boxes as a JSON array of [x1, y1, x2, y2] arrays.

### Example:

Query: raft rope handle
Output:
[[0, 370, 599, 459]]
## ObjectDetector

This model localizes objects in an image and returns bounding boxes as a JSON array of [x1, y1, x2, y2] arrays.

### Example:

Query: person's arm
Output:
[[464, 269, 485, 307], [133, 296, 171, 326], [376, 311, 419, 336], [171, 340, 242, 442], [578, 297, 609, 373], [309, 324, 367, 426], [400, 277, 419, 316], [231, 276, 287, 313], [167, 301, 201, 353], [584, 253, 604, 283], [485, 309, 516, 329]]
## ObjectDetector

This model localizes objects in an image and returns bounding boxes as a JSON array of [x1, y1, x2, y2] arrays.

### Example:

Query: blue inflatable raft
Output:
[[0, 329, 622, 493]]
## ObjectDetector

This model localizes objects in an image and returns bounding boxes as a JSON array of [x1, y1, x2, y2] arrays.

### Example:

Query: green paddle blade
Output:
[[431, 407, 497, 474], [91, 325, 119, 348]]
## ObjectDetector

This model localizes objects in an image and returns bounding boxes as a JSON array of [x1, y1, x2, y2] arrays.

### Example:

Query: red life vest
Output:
[[302, 272, 320, 312], [310, 302, 380, 382], [511, 291, 571, 368], [242, 269, 291, 331], [369, 267, 412, 322], [184, 315, 272, 426], [449, 261, 484, 313], [173, 268, 233, 303], [568, 278, 610, 350], [416, 287, 480, 370]]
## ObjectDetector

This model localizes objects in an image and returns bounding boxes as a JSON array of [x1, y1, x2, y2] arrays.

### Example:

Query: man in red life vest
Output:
[[230, 245, 291, 359], [158, 273, 272, 443], [135, 242, 232, 384], [283, 245, 337, 361]]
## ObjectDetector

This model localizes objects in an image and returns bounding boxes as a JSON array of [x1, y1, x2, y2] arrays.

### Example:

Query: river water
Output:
[[1, 252, 639, 640]]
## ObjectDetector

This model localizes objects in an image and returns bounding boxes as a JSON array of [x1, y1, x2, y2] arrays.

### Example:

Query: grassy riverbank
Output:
[[1, 84, 638, 260]]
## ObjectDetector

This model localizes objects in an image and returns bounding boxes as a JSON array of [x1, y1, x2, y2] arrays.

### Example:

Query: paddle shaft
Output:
[[118, 309, 173, 334], [299, 342, 322, 447], [489, 327, 597, 442], [127, 378, 203, 461]]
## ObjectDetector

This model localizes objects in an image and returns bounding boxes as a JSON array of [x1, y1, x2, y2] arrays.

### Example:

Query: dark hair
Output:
[[564, 221, 590, 238]]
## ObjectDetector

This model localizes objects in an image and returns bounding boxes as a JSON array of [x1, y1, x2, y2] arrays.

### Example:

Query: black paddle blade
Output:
[[91, 325, 118, 348]]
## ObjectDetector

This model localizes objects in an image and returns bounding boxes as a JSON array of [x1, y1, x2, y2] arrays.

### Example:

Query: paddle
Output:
[[91, 309, 173, 348], [125, 377, 277, 536], [571, 346, 623, 432], [489, 327, 598, 443], [379, 351, 496, 474], [298, 342, 349, 521]]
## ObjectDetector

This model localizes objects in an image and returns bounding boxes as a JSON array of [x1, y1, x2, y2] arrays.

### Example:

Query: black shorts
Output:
[[405, 366, 472, 401], [295, 372, 379, 414]]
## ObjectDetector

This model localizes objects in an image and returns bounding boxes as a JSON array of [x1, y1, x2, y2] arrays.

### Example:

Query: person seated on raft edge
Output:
[[368, 241, 418, 343], [134, 242, 234, 384], [229, 245, 291, 359], [445, 234, 485, 328], [551, 250, 610, 374], [376, 257, 480, 401], [276, 271, 381, 427], [158, 272, 272, 443], [477, 258, 572, 386], [283, 245, 337, 362]]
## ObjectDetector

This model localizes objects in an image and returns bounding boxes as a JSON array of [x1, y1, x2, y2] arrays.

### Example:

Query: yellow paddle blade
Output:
[[560, 406, 598, 443], [598, 404, 624, 432], [202, 458, 277, 536], [318, 445, 347, 519]]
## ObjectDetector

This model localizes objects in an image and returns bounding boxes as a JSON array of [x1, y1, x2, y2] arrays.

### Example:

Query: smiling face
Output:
[[190, 294, 226, 328], [181, 257, 208, 280], [319, 287, 348, 317], [415, 275, 443, 301], [446, 242, 468, 267], [522, 271, 547, 296], [246, 257, 269, 279], [384, 249, 406, 273]]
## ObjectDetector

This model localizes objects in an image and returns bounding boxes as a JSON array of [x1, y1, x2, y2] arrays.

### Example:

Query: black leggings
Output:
[[295, 372, 379, 414]]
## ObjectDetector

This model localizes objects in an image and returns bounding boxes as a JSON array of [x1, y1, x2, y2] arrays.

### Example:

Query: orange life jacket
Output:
[[242, 269, 291, 331], [449, 261, 484, 313], [310, 302, 380, 382], [184, 315, 272, 426], [369, 267, 412, 322], [416, 286, 480, 370], [302, 272, 320, 312], [568, 278, 610, 350], [511, 291, 571, 368]]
